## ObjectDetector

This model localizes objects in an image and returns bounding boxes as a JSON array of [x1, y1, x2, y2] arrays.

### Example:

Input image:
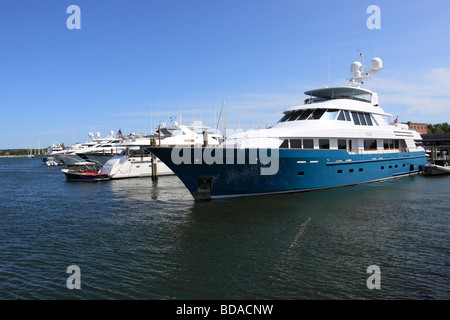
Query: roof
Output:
[[304, 86, 373, 99]]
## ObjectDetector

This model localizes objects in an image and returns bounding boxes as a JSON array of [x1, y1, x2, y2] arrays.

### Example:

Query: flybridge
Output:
[[303, 56, 383, 106], [304, 86, 374, 104]]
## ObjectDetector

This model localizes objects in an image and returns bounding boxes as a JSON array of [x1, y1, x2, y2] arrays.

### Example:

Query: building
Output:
[[406, 122, 428, 134]]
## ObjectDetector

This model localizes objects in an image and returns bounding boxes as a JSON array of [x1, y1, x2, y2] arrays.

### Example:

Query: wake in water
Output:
[[289, 217, 311, 250]]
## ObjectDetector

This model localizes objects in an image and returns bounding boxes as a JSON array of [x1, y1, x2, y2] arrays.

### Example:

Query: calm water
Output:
[[0, 157, 448, 300]]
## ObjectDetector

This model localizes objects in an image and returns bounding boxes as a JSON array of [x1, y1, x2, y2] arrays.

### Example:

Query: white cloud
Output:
[[373, 68, 450, 122]]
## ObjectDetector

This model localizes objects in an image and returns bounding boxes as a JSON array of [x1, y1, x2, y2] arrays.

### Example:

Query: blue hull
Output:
[[147, 147, 427, 200]]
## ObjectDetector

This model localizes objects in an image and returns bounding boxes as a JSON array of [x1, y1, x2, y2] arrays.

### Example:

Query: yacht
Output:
[[100, 147, 172, 179], [147, 57, 427, 200], [53, 131, 124, 166], [100, 122, 223, 179], [34, 143, 64, 164]]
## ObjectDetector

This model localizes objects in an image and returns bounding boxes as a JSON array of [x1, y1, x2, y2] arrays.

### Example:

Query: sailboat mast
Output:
[[222, 101, 226, 138]]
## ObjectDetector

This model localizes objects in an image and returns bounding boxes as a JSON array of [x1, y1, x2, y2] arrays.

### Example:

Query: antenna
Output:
[[222, 101, 226, 139], [328, 53, 331, 86], [349, 54, 383, 86]]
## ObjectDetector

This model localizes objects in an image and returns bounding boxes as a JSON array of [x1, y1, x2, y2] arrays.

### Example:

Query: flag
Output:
[[117, 129, 123, 139], [390, 116, 398, 125]]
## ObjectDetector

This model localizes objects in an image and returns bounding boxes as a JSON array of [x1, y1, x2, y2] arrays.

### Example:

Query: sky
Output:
[[0, 0, 449, 149]]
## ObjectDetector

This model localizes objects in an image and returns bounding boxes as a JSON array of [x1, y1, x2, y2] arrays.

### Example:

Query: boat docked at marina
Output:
[[99, 123, 223, 179], [33, 143, 64, 164], [53, 131, 124, 166], [423, 163, 450, 176], [147, 57, 428, 200], [61, 162, 110, 181], [99, 147, 172, 179]]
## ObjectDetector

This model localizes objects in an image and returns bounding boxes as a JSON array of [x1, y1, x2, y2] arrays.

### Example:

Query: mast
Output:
[[222, 101, 226, 138]]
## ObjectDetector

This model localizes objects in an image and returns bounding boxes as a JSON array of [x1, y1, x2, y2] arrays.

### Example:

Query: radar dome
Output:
[[351, 61, 362, 74], [370, 57, 383, 71]]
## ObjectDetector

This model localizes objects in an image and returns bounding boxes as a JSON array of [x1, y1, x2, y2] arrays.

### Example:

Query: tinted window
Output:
[[364, 139, 377, 150], [290, 139, 301, 149], [278, 114, 289, 123], [319, 139, 330, 149], [337, 110, 346, 121], [351, 112, 360, 125], [338, 139, 347, 150], [303, 139, 314, 149], [365, 113, 373, 126], [344, 110, 351, 121], [359, 113, 367, 125], [310, 109, 326, 120], [280, 139, 289, 148], [299, 109, 314, 120], [288, 110, 302, 121]]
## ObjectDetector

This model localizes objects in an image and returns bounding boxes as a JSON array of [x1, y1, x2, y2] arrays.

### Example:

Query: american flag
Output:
[[390, 116, 398, 125]]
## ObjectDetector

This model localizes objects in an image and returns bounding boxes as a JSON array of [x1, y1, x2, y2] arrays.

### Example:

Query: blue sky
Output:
[[1, 0, 449, 149]]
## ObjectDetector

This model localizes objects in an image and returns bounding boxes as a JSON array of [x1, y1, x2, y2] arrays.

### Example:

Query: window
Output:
[[278, 114, 289, 123], [351, 112, 374, 126], [338, 139, 347, 150], [280, 139, 289, 148], [288, 110, 302, 121], [290, 139, 302, 149], [344, 110, 351, 121], [299, 109, 314, 120], [309, 109, 326, 120], [337, 110, 346, 121], [324, 109, 340, 120], [319, 139, 330, 149], [352, 112, 360, 125], [364, 139, 377, 150], [303, 139, 314, 149], [383, 139, 403, 150], [337, 170, 343, 173], [359, 113, 367, 125]]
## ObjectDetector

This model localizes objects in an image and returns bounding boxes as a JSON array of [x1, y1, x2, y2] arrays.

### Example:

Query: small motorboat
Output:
[[423, 161, 450, 176], [61, 161, 110, 181]]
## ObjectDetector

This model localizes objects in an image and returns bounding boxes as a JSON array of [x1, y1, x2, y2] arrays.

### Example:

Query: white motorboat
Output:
[[423, 161, 450, 175], [100, 147, 172, 179], [99, 122, 223, 179], [53, 131, 124, 166]]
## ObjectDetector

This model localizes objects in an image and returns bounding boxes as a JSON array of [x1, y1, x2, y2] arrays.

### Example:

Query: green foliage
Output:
[[0, 149, 45, 156], [428, 123, 450, 134]]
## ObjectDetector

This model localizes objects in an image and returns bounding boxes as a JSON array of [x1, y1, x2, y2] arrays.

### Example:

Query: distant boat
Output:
[[34, 143, 64, 163], [61, 162, 110, 182], [54, 131, 124, 166]]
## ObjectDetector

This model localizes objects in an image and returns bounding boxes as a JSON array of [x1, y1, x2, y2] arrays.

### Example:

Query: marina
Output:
[[0, 156, 448, 299], [1, 1, 449, 304]]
